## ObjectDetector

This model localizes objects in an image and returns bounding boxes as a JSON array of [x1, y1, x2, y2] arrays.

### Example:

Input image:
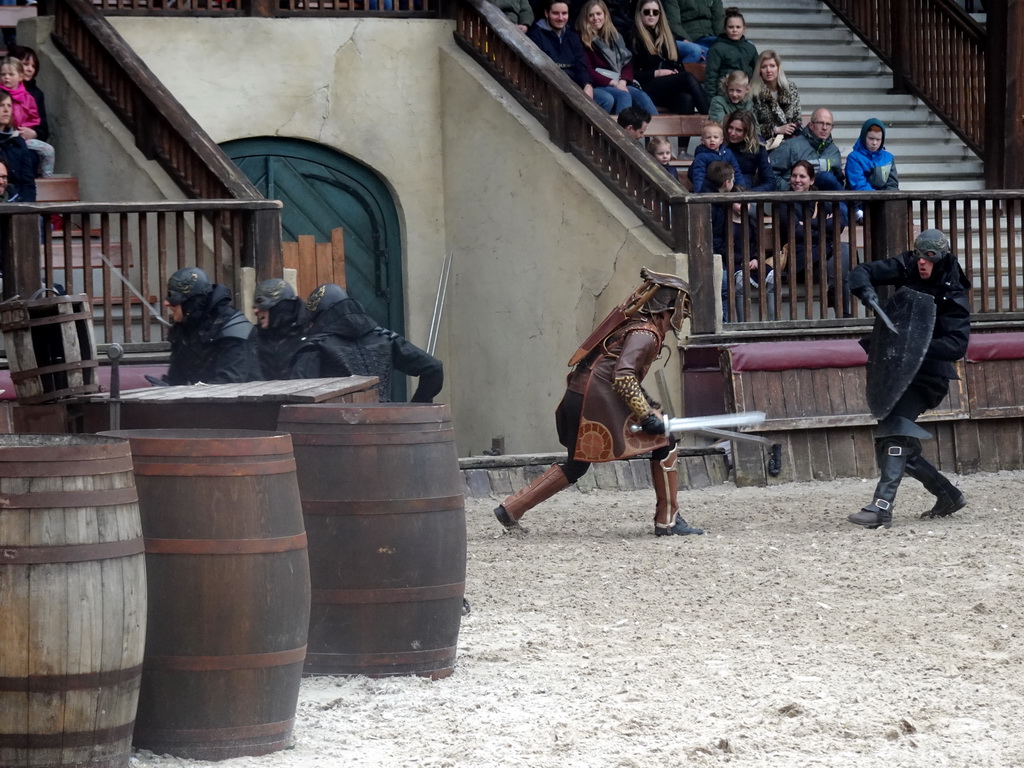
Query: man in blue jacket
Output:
[[528, 0, 613, 112]]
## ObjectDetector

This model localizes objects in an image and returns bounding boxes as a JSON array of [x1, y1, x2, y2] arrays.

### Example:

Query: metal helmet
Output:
[[639, 267, 692, 332], [305, 283, 349, 315], [253, 278, 296, 311], [914, 229, 951, 263], [166, 267, 212, 306]]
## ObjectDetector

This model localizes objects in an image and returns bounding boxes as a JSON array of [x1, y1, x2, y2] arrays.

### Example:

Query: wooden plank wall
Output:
[[281, 228, 345, 301]]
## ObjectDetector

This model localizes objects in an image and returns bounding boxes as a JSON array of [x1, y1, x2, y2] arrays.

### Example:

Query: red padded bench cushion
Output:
[[727, 340, 867, 373], [0, 365, 168, 401], [966, 332, 1024, 363]]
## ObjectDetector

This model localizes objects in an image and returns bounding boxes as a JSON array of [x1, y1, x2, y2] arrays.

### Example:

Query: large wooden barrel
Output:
[[0, 294, 98, 404], [101, 429, 311, 760], [277, 403, 466, 679], [0, 434, 146, 768]]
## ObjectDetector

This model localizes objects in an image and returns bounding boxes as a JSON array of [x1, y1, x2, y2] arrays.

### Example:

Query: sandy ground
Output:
[[131, 470, 1024, 768]]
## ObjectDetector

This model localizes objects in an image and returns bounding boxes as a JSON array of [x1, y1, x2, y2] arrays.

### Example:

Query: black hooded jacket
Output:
[[849, 250, 971, 379], [293, 297, 443, 402], [164, 284, 260, 385], [253, 298, 310, 380]]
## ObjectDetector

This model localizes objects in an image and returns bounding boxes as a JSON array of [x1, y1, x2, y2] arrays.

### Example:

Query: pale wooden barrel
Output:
[[0, 434, 146, 768]]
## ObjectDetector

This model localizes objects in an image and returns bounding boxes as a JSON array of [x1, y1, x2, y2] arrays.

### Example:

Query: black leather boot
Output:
[[905, 455, 966, 519], [494, 464, 570, 528], [848, 441, 908, 529]]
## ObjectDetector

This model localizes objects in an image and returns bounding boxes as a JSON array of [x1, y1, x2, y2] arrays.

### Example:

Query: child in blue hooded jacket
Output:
[[846, 117, 899, 222]]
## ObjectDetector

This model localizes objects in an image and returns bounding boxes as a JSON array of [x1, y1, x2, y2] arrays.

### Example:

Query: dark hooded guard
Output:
[[847, 230, 971, 529], [252, 278, 310, 380], [494, 267, 704, 537], [293, 283, 443, 403], [162, 267, 260, 386]]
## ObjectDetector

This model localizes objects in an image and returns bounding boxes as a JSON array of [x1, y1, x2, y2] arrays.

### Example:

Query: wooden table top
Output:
[[84, 376, 379, 403]]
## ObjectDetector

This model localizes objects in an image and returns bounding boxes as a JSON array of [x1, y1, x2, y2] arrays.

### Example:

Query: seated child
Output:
[[688, 120, 746, 193], [845, 117, 899, 222], [708, 70, 756, 130], [11, 46, 49, 143], [647, 136, 679, 180], [0, 57, 54, 178], [702, 160, 773, 322]]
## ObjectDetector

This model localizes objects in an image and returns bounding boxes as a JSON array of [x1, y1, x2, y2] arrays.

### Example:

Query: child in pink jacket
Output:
[[0, 57, 54, 177]]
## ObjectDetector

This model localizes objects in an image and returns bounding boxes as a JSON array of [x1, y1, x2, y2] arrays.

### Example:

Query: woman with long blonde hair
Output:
[[629, 0, 708, 114], [577, 0, 658, 115], [750, 49, 801, 144]]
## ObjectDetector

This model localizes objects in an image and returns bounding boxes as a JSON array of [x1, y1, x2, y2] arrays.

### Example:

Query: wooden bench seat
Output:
[[36, 176, 81, 203]]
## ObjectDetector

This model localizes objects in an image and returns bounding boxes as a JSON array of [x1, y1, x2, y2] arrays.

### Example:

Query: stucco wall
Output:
[[23, 16, 684, 455]]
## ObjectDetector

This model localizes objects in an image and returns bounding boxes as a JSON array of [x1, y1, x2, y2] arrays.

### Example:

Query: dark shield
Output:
[[866, 287, 937, 419]]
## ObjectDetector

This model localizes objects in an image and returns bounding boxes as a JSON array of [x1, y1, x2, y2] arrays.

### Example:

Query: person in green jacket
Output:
[[491, 0, 533, 31], [702, 7, 757, 100], [662, 0, 723, 60]]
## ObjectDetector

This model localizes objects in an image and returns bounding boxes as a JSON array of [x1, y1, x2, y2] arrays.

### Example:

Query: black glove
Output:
[[145, 374, 170, 387], [640, 413, 666, 435], [853, 285, 878, 309]]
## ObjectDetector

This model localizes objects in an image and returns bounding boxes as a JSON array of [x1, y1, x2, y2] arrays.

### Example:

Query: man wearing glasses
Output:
[[770, 107, 846, 191]]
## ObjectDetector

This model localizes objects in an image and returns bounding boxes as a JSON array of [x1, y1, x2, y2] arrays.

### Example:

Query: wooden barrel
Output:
[[101, 429, 311, 760], [0, 294, 99, 404], [0, 434, 146, 768], [277, 403, 466, 679]]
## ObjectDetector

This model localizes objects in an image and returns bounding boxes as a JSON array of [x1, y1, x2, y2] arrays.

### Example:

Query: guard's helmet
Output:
[[305, 283, 349, 315], [166, 267, 212, 306], [639, 267, 692, 332], [253, 278, 296, 311], [914, 229, 951, 263]]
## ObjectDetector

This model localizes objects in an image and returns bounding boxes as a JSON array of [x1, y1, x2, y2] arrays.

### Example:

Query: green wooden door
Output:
[[223, 137, 406, 399]]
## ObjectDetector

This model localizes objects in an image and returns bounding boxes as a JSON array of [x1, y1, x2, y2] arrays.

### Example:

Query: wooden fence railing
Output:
[[684, 190, 1024, 342], [77, 0, 439, 16], [50, 0, 263, 201], [0, 200, 283, 349], [822, 0, 986, 155], [452, 0, 687, 249]]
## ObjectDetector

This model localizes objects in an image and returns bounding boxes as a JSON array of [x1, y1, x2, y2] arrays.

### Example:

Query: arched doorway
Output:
[[222, 137, 406, 399]]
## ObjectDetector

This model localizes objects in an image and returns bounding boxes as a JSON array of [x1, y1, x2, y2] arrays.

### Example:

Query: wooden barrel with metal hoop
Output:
[[277, 403, 466, 679], [0, 294, 98, 404], [101, 429, 311, 760], [0, 434, 146, 768]]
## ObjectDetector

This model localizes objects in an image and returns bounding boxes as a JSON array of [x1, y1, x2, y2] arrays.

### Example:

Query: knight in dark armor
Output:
[[494, 267, 704, 537], [160, 267, 259, 386], [847, 229, 971, 529], [293, 283, 443, 403], [251, 278, 310, 380]]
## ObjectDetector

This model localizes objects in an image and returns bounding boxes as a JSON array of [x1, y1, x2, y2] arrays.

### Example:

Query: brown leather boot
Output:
[[494, 464, 570, 528], [651, 449, 703, 536]]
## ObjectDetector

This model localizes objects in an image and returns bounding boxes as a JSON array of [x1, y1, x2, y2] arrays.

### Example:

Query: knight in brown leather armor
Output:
[[494, 267, 705, 537]]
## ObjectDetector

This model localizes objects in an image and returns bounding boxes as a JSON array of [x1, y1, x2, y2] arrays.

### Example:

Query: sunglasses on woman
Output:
[[642, 8, 660, 16]]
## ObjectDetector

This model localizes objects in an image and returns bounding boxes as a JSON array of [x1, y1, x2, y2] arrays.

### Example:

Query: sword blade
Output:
[[868, 297, 898, 334]]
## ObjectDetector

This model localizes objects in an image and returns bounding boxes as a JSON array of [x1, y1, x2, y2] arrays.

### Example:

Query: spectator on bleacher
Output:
[[750, 49, 801, 145], [0, 90, 36, 201], [778, 159, 851, 316], [663, 0, 723, 61], [161, 267, 260, 386], [577, 0, 658, 116], [845, 117, 899, 222], [724, 109, 775, 192], [252, 278, 310, 381], [528, 0, 606, 110], [702, 7, 756, 101], [10, 46, 47, 143], [495, 0, 534, 31], [0, 57, 53, 177], [688, 119, 745, 192], [0, 159, 9, 202], [708, 69, 752, 126], [770, 107, 844, 191], [648, 135, 680, 179], [630, 0, 708, 115], [616, 105, 650, 140], [703, 159, 767, 322]]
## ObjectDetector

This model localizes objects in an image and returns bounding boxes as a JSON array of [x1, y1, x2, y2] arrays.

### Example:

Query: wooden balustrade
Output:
[[0, 200, 283, 350], [78, 0, 439, 15], [685, 190, 1024, 341], [51, 0, 263, 201], [453, 0, 687, 249]]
